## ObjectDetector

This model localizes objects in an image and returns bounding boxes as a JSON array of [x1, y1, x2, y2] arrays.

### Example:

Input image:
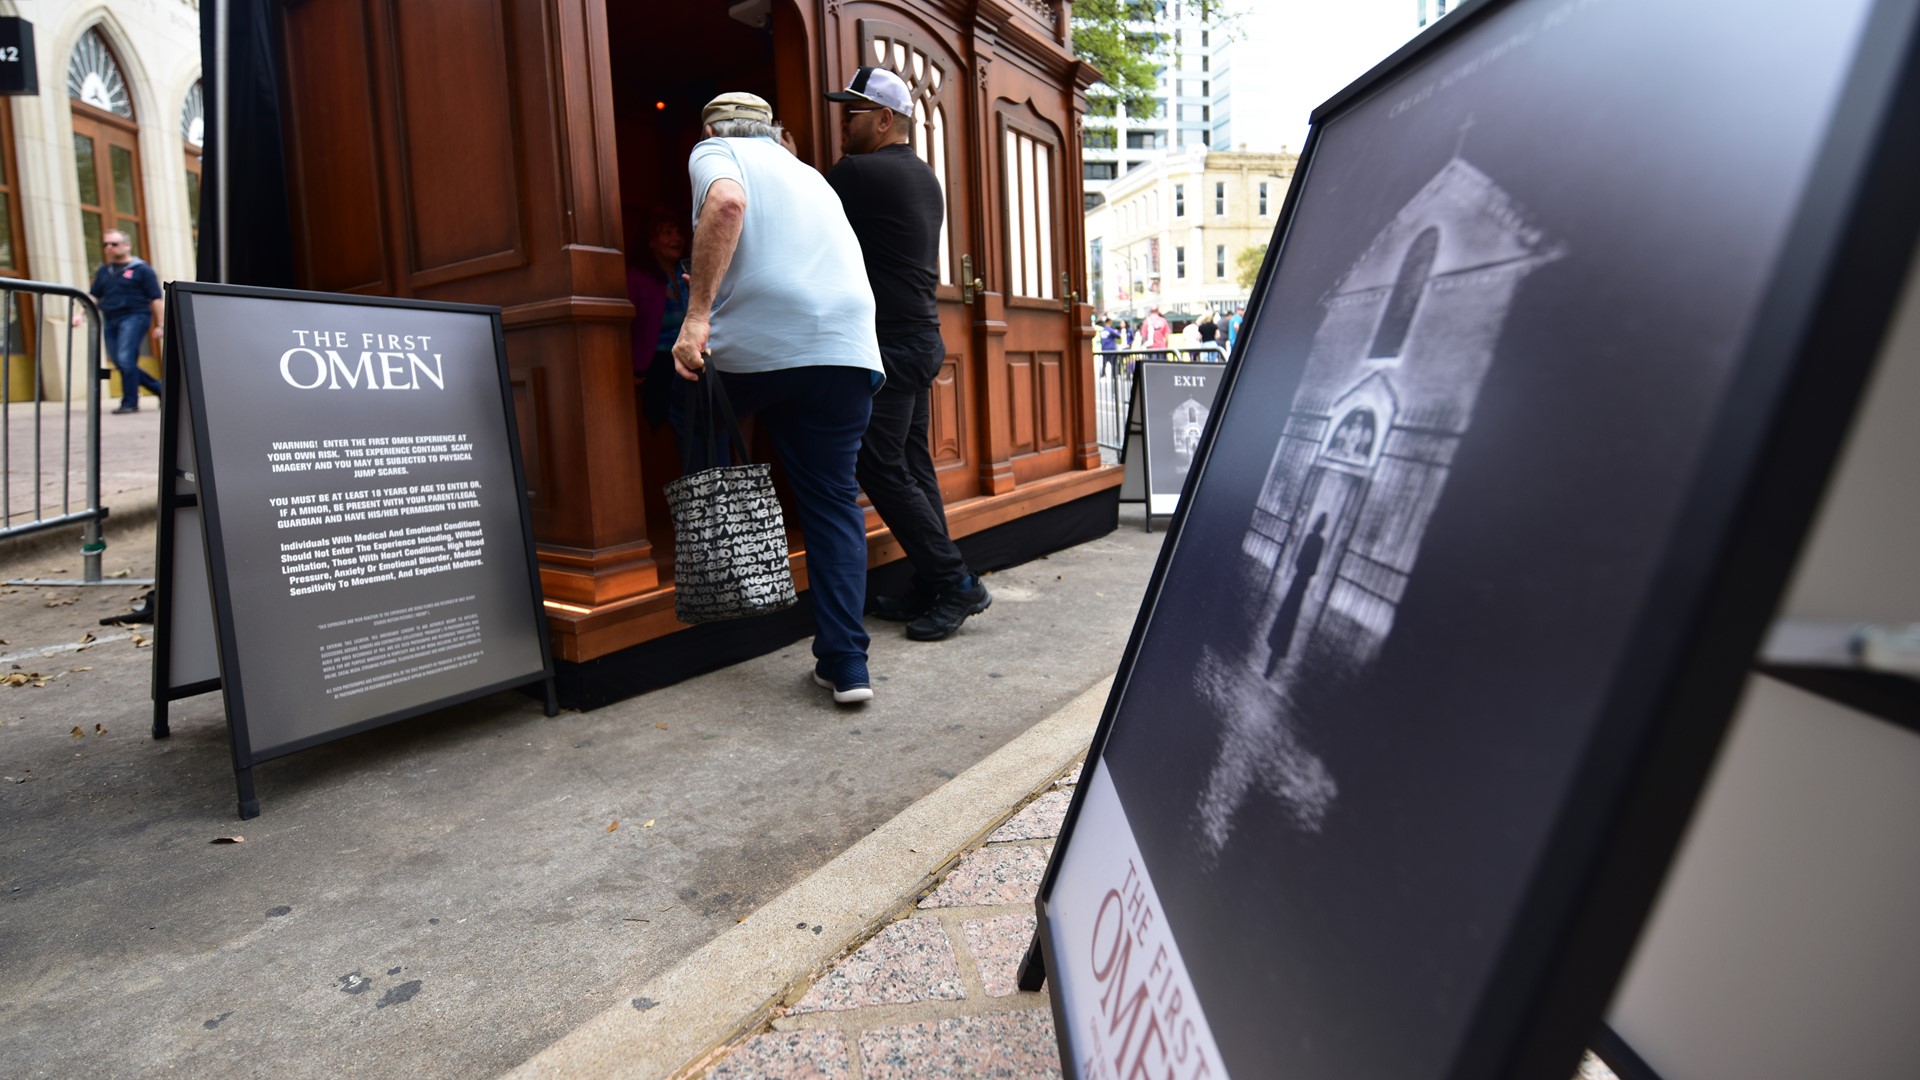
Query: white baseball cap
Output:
[[825, 67, 914, 118]]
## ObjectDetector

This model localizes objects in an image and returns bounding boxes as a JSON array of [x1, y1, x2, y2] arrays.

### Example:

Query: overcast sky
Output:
[[1225, 0, 1442, 154]]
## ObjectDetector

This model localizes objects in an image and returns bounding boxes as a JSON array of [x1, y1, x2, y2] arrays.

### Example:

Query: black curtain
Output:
[[196, 0, 296, 287]]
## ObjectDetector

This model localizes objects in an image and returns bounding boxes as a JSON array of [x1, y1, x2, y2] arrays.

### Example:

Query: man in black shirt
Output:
[[825, 66, 989, 641]]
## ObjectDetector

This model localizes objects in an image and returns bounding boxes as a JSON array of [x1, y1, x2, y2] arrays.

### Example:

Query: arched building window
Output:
[[68, 28, 150, 260], [183, 80, 204, 251], [1369, 226, 1438, 359], [863, 34, 955, 286]]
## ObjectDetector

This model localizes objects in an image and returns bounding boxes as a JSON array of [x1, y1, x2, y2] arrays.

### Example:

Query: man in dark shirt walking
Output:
[[825, 66, 989, 642], [76, 230, 164, 413]]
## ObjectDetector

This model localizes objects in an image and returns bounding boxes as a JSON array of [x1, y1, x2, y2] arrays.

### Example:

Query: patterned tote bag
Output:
[[664, 373, 798, 623]]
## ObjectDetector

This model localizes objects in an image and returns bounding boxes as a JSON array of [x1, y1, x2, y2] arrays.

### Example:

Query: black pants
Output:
[[858, 331, 969, 593]]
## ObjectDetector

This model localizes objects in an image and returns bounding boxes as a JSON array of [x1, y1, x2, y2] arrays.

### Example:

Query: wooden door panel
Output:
[[390, 1, 526, 284], [931, 354, 963, 466], [1038, 351, 1065, 449], [282, 0, 390, 294], [1007, 351, 1035, 454], [838, 5, 980, 501]]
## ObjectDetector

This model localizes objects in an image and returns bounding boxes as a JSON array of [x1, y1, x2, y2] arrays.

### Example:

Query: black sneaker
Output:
[[905, 577, 991, 642], [111, 405, 138, 415], [868, 582, 937, 622], [812, 657, 874, 704]]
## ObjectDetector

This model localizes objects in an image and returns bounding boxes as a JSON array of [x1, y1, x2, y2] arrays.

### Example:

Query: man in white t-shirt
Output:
[[672, 91, 886, 705]]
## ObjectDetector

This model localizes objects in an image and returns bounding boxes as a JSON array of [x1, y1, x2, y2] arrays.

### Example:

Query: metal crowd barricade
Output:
[[1091, 342, 1228, 457], [1, 281, 107, 581]]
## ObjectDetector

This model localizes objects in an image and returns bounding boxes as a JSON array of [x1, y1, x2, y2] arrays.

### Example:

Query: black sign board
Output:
[[153, 283, 554, 818], [1124, 360, 1224, 521], [1028, 0, 1920, 1077], [0, 18, 36, 96]]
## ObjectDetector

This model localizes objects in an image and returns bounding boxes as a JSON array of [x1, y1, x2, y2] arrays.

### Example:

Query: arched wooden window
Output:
[[1002, 117, 1058, 300], [68, 28, 150, 261], [861, 30, 954, 286], [1369, 226, 1438, 359], [183, 80, 204, 252]]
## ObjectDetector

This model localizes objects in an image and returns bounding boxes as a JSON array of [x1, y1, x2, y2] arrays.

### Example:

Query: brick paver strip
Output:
[[790, 917, 965, 1014], [961, 913, 1039, 998], [707, 1028, 851, 1080], [859, 1010, 1063, 1080], [987, 790, 1071, 842], [917, 845, 1052, 909]]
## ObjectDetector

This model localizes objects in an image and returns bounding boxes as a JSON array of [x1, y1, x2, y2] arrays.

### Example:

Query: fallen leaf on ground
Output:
[[78, 632, 95, 645], [655, 722, 668, 730], [4, 674, 28, 687], [33, 681, 47, 688], [131, 634, 150, 648], [44, 597, 76, 608], [70, 726, 84, 738], [606, 820, 619, 832], [210, 836, 245, 844], [108, 568, 132, 579], [69, 666, 92, 673], [642, 819, 655, 828], [94, 724, 107, 736]]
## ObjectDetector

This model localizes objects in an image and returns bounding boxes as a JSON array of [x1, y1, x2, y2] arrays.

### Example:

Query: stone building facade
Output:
[[1083, 145, 1296, 323], [2, 0, 203, 401]]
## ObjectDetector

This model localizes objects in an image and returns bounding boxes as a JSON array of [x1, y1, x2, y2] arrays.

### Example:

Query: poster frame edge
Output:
[[1032, 0, 1920, 1075]]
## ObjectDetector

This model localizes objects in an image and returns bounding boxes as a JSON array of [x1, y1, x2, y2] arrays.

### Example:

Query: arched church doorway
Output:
[[0, 67, 32, 401]]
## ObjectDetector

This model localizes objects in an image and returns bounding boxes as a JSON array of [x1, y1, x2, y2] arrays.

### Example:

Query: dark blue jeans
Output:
[[105, 311, 162, 409], [716, 365, 874, 665]]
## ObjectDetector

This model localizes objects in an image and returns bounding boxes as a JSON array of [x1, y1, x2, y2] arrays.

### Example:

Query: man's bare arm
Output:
[[672, 178, 746, 381]]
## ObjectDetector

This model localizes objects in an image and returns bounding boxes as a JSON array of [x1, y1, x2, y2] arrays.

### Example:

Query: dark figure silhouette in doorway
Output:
[[1266, 514, 1328, 677]]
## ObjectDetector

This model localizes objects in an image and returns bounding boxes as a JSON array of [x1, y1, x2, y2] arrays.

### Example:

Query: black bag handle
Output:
[[678, 363, 753, 473]]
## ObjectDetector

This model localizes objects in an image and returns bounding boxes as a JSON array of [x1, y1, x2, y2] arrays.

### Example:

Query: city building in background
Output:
[[1081, 1, 1232, 204], [1084, 145, 1297, 324], [4, 1, 203, 403]]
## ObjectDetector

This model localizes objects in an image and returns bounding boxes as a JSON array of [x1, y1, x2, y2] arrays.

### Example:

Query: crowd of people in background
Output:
[[1093, 302, 1245, 373]]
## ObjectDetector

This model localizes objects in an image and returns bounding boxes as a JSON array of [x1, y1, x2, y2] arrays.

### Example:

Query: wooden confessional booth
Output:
[[275, 0, 1116, 704]]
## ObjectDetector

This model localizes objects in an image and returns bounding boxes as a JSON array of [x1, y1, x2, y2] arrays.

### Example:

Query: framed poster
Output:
[[154, 283, 554, 818], [1031, 0, 1920, 1078], [1132, 360, 1226, 518]]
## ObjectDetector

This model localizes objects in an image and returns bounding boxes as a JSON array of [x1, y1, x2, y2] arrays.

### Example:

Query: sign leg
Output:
[[543, 676, 559, 718], [1016, 930, 1047, 992], [236, 766, 260, 820], [152, 697, 170, 740]]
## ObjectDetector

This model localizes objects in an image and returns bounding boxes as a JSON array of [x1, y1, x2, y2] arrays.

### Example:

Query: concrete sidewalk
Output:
[[1, 434, 1167, 1080], [3, 405, 1622, 1079]]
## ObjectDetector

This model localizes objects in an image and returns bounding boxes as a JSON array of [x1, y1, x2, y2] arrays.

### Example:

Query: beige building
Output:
[[3, 0, 203, 401], [1084, 146, 1297, 325]]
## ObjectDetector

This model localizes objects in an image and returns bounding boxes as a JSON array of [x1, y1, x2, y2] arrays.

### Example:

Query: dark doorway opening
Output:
[[605, 3, 783, 241], [604, 1, 795, 566]]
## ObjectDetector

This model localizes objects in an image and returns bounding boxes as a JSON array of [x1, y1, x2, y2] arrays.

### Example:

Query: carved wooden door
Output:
[[992, 98, 1075, 486], [833, 7, 982, 504]]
